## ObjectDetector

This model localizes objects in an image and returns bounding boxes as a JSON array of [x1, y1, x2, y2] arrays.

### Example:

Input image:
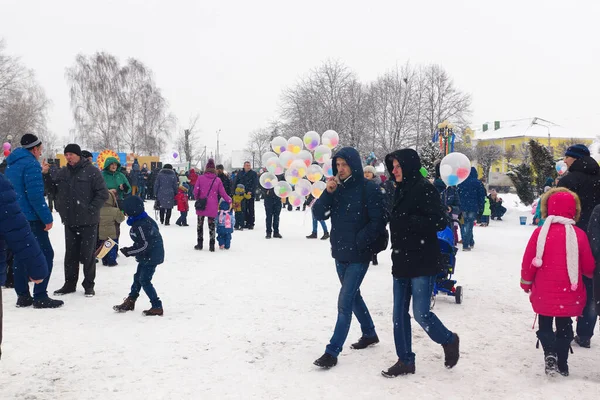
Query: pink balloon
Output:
[[2, 142, 10, 151]]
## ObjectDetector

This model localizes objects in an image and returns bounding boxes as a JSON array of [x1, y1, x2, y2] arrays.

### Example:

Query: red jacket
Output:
[[521, 191, 595, 317], [175, 190, 189, 212], [188, 169, 198, 187]]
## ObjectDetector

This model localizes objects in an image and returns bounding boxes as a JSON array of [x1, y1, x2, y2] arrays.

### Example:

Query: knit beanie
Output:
[[364, 166, 376, 176], [565, 144, 590, 159], [21, 133, 42, 149], [206, 158, 216, 170], [163, 164, 173, 170], [64, 143, 82, 157], [81, 150, 93, 159]]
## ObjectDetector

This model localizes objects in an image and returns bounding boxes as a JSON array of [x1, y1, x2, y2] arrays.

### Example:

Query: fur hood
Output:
[[541, 187, 581, 221]]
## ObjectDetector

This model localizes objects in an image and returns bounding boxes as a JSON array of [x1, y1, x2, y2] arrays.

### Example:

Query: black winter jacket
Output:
[[121, 196, 165, 265], [313, 147, 385, 263], [51, 158, 109, 226], [386, 149, 447, 278], [558, 156, 600, 230], [586, 204, 600, 315], [235, 169, 258, 195]]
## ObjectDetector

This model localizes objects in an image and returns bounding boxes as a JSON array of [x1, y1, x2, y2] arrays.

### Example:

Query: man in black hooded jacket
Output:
[[558, 144, 600, 348], [381, 148, 459, 377]]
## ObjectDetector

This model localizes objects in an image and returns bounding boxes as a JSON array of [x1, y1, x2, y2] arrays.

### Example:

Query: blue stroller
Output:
[[430, 226, 463, 308]]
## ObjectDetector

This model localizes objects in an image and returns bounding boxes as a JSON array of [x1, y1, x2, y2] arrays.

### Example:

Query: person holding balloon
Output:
[[312, 147, 385, 369], [261, 172, 284, 239]]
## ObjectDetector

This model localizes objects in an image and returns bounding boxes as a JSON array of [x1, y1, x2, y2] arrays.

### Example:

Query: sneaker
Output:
[[313, 353, 337, 369], [545, 353, 558, 376], [54, 286, 76, 296], [143, 308, 164, 316], [574, 336, 590, 348], [113, 296, 136, 312], [442, 333, 460, 368], [321, 232, 330, 240], [266, 233, 272, 239], [16, 295, 34, 308], [84, 288, 95, 297], [306, 232, 318, 239], [350, 335, 380, 350], [381, 360, 416, 377], [33, 297, 64, 309], [273, 233, 282, 239]]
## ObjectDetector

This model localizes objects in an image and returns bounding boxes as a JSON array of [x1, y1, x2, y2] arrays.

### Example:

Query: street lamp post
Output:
[[216, 129, 221, 165]]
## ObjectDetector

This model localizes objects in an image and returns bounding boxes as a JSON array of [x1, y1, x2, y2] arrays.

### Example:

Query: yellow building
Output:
[[469, 117, 595, 176]]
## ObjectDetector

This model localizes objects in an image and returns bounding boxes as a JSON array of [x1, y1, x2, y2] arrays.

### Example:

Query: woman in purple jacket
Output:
[[193, 159, 232, 252]]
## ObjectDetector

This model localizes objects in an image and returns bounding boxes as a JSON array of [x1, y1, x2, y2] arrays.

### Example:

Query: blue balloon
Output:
[[446, 174, 460, 186]]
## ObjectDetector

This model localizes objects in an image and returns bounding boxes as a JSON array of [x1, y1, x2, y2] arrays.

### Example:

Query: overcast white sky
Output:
[[1, 0, 599, 157]]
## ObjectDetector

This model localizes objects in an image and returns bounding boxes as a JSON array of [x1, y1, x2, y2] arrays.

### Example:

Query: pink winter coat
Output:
[[521, 189, 595, 317], [193, 171, 232, 218]]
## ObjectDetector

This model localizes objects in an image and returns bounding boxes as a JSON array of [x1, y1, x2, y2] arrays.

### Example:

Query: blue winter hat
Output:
[[122, 196, 145, 217], [565, 144, 590, 159], [219, 201, 230, 211]]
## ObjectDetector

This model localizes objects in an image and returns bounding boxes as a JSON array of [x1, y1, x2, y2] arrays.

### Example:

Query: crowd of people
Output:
[[1, 134, 599, 379]]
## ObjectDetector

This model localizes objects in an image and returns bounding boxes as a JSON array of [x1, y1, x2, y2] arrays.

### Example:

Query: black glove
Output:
[[120, 247, 131, 257]]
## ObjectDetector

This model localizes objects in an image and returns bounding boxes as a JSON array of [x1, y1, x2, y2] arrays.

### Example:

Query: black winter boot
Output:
[[209, 240, 215, 252], [321, 232, 330, 240], [350, 335, 379, 349], [273, 232, 282, 239], [381, 359, 416, 377], [306, 232, 318, 239], [556, 337, 572, 377], [313, 353, 337, 369], [54, 285, 76, 296], [194, 241, 203, 250], [545, 353, 558, 376], [16, 295, 34, 308], [33, 297, 64, 309], [442, 333, 460, 368]]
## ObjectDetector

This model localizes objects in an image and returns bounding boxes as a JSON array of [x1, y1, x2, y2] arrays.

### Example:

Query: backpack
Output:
[[361, 182, 390, 254]]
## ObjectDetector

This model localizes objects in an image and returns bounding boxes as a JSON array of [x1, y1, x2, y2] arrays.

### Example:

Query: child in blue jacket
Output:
[[114, 196, 165, 316], [217, 200, 235, 250]]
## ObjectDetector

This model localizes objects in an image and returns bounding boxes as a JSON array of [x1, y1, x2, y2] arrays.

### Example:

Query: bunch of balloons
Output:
[[2, 142, 11, 157], [260, 130, 341, 202], [439, 152, 472, 186]]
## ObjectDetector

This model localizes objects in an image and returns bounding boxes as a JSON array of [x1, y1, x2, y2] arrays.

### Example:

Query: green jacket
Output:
[[101, 157, 131, 200], [483, 197, 491, 216]]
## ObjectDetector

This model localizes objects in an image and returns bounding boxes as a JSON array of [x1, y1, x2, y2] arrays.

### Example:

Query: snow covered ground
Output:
[[1, 200, 600, 400]]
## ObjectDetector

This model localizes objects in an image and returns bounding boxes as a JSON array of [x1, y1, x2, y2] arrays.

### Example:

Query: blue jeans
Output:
[[13, 221, 53, 300], [576, 276, 597, 340], [176, 211, 188, 225], [217, 232, 232, 249], [129, 263, 162, 309], [460, 211, 477, 249], [325, 261, 376, 357], [312, 216, 328, 234], [97, 238, 118, 265], [393, 276, 453, 364]]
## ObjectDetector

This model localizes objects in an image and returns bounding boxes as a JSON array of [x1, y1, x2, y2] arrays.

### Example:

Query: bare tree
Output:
[[504, 147, 517, 166], [176, 115, 201, 164], [0, 39, 49, 146], [244, 128, 272, 168], [475, 144, 504, 182]]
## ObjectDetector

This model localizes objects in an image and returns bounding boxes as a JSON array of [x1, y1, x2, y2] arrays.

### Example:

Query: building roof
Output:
[[473, 118, 596, 141]]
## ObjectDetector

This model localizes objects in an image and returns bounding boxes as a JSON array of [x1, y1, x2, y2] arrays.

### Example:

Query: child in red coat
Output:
[[521, 188, 596, 376], [174, 186, 189, 226]]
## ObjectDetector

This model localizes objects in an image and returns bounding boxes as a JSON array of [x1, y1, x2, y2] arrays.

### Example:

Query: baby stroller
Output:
[[431, 226, 463, 309]]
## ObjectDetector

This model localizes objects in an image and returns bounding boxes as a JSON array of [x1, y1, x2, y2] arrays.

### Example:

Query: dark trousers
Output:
[[159, 208, 172, 224], [13, 221, 53, 300], [197, 216, 216, 245], [4, 249, 14, 288], [176, 211, 188, 225], [245, 195, 255, 228], [129, 263, 162, 309], [47, 196, 55, 212], [0, 288, 3, 359], [264, 200, 282, 235], [576, 276, 597, 339], [217, 232, 232, 249], [64, 224, 98, 290], [537, 315, 573, 367], [235, 211, 245, 229]]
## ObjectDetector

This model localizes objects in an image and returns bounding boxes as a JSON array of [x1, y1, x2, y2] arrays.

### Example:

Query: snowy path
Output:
[[1, 202, 600, 399]]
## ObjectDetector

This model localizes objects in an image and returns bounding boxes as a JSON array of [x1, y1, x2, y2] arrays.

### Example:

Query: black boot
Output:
[[306, 232, 318, 239], [33, 297, 64, 309], [313, 353, 337, 369], [194, 240, 203, 250], [545, 353, 558, 376], [266, 233, 272, 239], [442, 333, 460, 368], [321, 232, 330, 240], [350, 335, 379, 349], [16, 295, 34, 308], [381, 359, 416, 377], [574, 335, 590, 348], [556, 337, 572, 377], [209, 240, 215, 252], [54, 285, 76, 296], [372, 254, 379, 266], [273, 232, 282, 239]]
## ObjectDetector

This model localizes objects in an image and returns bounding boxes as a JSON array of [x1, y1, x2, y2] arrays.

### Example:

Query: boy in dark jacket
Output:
[[114, 196, 165, 316]]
